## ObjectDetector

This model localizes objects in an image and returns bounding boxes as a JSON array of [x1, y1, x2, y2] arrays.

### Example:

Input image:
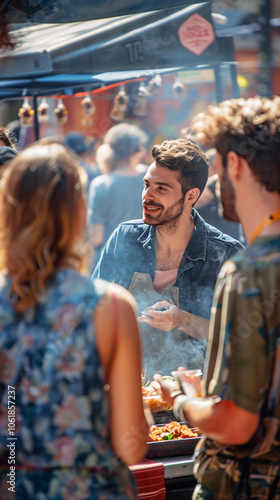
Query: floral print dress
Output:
[[0, 269, 138, 500]]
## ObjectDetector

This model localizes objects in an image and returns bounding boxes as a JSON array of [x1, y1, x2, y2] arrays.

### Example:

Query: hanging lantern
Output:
[[110, 86, 129, 122], [133, 84, 150, 117], [81, 94, 95, 126], [81, 95, 95, 116], [38, 98, 49, 123], [172, 76, 186, 100], [146, 74, 162, 95], [54, 98, 68, 124], [18, 97, 34, 126]]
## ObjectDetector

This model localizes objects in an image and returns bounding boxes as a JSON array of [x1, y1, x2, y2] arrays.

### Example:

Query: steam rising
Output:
[[132, 284, 207, 381]]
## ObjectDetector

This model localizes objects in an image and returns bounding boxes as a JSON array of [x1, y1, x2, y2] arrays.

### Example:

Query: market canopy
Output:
[[0, 68, 183, 98], [0, 2, 235, 86], [6, 0, 210, 23]]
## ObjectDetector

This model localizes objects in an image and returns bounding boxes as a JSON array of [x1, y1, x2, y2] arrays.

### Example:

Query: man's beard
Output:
[[216, 169, 240, 223], [143, 195, 185, 229]]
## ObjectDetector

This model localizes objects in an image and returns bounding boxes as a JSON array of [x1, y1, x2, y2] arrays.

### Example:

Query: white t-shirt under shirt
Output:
[[153, 268, 178, 293]]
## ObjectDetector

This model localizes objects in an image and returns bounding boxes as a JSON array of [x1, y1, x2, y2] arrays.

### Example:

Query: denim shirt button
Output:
[[119, 279, 123, 284], [150, 262, 153, 265], [148, 246, 152, 249]]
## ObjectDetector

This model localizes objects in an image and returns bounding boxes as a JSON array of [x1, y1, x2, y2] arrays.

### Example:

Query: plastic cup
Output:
[[171, 369, 202, 397]]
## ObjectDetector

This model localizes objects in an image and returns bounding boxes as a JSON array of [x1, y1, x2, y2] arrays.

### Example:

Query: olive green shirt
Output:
[[193, 235, 280, 499]]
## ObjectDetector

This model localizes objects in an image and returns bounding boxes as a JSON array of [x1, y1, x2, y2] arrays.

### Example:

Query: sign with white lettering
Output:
[[178, 13, 215, 56]]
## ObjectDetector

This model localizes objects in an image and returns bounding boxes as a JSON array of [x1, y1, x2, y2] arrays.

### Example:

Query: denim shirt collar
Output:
[[137, 208, 207, 263], [183, 209, 207, 262]]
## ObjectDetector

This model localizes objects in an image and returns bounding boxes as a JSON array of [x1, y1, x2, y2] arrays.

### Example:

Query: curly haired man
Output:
[[154, 97, 280, 499]]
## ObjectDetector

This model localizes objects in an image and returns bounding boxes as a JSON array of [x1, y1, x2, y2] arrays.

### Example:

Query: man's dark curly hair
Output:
[[189, 96, 280, 194], [152, 138, 209, 198]]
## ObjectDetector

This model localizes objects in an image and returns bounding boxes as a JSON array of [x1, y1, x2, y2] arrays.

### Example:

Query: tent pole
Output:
[[229, 64, 240, 99], [214, 65, 223, 103], [257, 0, 272, 97], [33, 95, 40, 141]]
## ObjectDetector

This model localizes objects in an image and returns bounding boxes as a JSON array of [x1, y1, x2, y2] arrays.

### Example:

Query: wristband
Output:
[[169, 389, 184, 399], [172, 394, 191, 422]]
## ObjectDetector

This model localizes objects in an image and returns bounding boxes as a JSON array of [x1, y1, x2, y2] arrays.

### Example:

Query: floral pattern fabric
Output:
[[0, 269, 137, 499]]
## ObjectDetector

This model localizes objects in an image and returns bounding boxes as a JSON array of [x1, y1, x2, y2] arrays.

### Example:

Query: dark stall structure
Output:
[[0, 2, 239, 140]]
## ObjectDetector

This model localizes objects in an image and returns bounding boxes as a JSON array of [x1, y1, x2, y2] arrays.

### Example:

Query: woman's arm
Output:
[[95, 285, 149, 465]]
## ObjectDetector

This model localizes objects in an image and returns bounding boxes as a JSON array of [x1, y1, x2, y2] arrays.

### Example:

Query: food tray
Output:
[[152, 409, 174, 425], [146, 435, 200, 458], [146, 424, 201, 458], [143, 394, 171, 413]]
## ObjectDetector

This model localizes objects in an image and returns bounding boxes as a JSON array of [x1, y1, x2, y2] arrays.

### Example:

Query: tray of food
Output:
[[151, 409, 174, 425], [143, 394, 171, 412], [146, 421, 201, 458], [142, 381, 171, 413]]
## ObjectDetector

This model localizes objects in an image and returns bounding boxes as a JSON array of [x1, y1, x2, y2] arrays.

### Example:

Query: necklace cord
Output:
[[249, 209, 280, 243]]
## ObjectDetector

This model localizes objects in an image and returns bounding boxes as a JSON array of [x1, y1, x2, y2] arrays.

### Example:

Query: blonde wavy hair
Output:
[[0, 141, 88, 313], [189, 96, 280, 194]]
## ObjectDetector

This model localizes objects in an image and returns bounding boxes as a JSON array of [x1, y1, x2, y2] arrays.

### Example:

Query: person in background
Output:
[[0, 141, 148, 499], [153, 96, 280, 499], [5, 120, 21, 148], [87, 123, 149, 267], [93, 138, 243, 380], [194, 148, 245, 245], [0, 146, 18, 173], [64, 131, 101, 188], [0, 126, 15, 148]]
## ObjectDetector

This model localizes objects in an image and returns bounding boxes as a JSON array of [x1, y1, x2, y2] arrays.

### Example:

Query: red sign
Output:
[[178, 13, 215, 56]]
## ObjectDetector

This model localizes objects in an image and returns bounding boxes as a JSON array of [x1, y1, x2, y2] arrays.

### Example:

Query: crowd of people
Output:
[[0, 95, 279, 499]]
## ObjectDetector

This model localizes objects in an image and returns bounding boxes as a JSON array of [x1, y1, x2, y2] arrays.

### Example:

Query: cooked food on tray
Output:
[[141, 372, 173, 412], [142, 384, 171, 412], [143, 389, 171, 412], [142, 384, 157, 397], [148, 421, 198, 441]]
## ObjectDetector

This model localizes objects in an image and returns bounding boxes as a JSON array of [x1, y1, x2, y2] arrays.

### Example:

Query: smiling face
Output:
[[142, 162, 186, 227]]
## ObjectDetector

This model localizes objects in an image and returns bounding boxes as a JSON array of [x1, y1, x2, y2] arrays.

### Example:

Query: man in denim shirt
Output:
[[93, 139, 243, 378]]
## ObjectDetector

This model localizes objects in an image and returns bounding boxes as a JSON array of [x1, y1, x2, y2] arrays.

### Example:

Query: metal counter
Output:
[[153, 455, 196, 500], [153, 455, 194, 478]]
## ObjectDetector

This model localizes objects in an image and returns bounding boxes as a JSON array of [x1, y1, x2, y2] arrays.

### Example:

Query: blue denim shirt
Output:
[[93, 209, 243, 320]]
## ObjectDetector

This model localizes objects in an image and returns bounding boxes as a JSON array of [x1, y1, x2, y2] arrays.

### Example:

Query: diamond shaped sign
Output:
[[178, 13, 215, 56]]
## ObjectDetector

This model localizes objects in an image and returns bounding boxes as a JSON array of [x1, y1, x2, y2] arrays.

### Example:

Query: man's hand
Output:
[[152, 376, 260, 445], [137, 300, 183, 331], [137, 299, 209, 340], [151, 374, 181, 408]]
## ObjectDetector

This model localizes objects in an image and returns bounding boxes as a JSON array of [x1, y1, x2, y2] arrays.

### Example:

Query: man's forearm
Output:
[[174, 396, 259, 445], [178, 309, 209, 340], [137, 302, 209, 340]]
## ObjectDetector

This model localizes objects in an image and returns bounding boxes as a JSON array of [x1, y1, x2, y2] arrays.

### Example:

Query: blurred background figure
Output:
[[87, 123, 149, 268], [0, 125, 16, 148], [195, 148, 245, 245], [0, 126, 19, 177], [0, 147, 18, 181], [65, 131, 101, 188], [5, 120, 21, 149], [0, 141, 148, 499]]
